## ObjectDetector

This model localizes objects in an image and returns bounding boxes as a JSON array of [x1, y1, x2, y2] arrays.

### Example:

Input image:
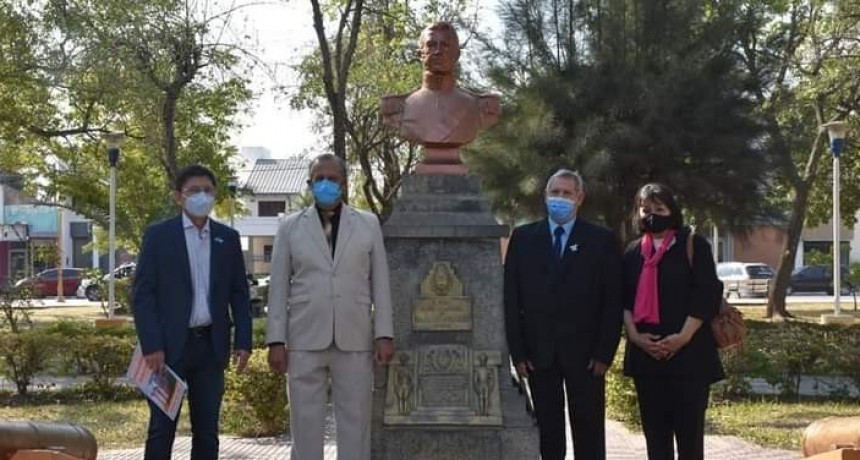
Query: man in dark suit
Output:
[[504, 169, 623, 460], [133, 164, 252, 460]]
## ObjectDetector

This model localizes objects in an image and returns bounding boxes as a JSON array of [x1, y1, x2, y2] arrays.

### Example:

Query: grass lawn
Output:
[[707, 399, 860, 451], [735, 303, 860, 322], [29, 305, 131, 324], [0, 398, 192, 449]]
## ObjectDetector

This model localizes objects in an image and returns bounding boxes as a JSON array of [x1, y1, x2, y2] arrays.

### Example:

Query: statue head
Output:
[[419, 22, 460, 75]]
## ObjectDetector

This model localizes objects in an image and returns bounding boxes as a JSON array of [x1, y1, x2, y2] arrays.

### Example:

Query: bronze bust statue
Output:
[[381, 22, 500, 174]]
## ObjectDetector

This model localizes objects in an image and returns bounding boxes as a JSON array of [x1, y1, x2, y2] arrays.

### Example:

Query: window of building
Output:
[[258, 201, 286, 217], [263, 245, 274, 263]]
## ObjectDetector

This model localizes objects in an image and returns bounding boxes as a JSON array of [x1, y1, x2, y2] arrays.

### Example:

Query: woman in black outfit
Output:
[[621, 183, 724, 460]]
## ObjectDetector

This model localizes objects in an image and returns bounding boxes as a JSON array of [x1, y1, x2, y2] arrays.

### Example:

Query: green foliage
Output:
[[605, 341, 639, 428], [114, 278, 134, 315], [0, 329, 60, 395], [472, 0, 770, 234], [48, 322, 137, 381], [715, 320, 860, 401], [0, 283, 34, 333], [805, 250, 832, 268], [0, 0, 254, 250], [222, 350, 289, 437]]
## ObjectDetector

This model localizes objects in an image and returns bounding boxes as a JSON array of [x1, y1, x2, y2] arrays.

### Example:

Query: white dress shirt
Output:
[[183, 213, 212, 327]]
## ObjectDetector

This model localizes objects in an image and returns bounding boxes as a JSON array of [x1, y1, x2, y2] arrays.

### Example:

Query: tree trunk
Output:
[[162, 91, 180, 185], [767, 128, 826, 319], [767, 181, 809, 319]]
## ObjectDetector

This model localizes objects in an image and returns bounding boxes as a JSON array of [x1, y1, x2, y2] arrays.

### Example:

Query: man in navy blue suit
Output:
[[504, 169, 622, 460], [133, 164, 252, 460]]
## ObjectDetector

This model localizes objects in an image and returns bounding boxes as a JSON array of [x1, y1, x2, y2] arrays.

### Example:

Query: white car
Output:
[[77, 263, 136, 301], [716, 262, 774, 298]]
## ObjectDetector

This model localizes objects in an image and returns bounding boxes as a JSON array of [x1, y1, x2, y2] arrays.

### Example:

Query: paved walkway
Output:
[[99, 420, 799, 459]]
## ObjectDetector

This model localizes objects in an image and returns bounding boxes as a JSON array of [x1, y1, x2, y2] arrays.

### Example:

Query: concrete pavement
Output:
[[98, 419, 799, 459]]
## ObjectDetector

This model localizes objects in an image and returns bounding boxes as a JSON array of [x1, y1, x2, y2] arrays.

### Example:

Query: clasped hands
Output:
[[632, 331, 690, 361]]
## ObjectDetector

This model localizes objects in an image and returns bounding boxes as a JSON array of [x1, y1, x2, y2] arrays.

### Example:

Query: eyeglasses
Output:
[[309, 175, 341, 184], [182, 187, 215, 196]]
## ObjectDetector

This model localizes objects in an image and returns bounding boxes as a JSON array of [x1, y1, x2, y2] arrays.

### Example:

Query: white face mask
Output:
[[184, 192, 214, 217]]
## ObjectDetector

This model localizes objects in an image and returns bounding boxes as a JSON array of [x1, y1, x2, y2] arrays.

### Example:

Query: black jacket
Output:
[[621, 229, 725, 383], [504, 218, 623, 370]]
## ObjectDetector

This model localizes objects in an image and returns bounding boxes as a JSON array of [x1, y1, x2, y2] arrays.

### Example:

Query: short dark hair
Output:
[[308, 154, 347, 182], [630, 183, 684, 233], [175, 164, 217, 191]]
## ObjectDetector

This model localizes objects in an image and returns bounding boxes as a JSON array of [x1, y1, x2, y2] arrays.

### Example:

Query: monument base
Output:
[[372, 174, 538, 459]]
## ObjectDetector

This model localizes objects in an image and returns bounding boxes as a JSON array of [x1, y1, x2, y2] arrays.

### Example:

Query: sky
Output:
[[229, 0, 502, 160]]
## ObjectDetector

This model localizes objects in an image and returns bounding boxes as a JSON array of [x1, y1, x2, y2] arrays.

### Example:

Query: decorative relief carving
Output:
[[412, 262, 472, 331], [384, 346, 502, 426]]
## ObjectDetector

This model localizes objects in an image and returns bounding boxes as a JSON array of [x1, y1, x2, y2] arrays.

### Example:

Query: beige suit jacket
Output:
[[265, 205, 394, 351]]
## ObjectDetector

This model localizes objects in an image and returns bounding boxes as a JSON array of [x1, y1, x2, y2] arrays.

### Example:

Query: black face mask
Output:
[[640, 214, 674, 234]]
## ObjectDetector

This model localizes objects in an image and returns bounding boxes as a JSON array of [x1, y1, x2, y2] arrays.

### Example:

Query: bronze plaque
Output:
[[412, 262, 472, 331], [383, 346, 503, 426]]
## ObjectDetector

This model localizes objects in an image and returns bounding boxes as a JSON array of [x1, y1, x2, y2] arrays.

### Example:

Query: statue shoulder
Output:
[[477, 93, 501, 115], [380, 92, 411, 116]]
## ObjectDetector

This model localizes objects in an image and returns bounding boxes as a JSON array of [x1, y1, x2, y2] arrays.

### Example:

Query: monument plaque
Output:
[[412, 262, 471, 331], [384, 346, 503, 426]]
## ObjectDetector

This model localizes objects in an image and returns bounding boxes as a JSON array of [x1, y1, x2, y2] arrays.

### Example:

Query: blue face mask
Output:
[[546, 196, 576, 224], [312, 179, 342, 207], [184, 192, 215, 218]]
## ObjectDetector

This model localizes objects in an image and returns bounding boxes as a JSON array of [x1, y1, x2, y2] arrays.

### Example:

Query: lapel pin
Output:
[[214, 236, 224, 244], [569, 244, 579, 253]]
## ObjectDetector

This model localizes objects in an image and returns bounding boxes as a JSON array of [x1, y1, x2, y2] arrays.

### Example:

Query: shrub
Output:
[[113, 278, 134, 315], [38, 321, 136, 387], [605, 341, 640, 428], [222, 349, 289, 437], [0, 330, 60, 395]]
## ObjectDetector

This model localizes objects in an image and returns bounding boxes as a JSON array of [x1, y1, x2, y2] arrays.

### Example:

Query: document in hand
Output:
[[127, 345, 188, 420]]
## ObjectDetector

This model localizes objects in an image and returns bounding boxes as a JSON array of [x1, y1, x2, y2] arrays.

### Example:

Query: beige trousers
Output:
[[288, 347, 373, 460]]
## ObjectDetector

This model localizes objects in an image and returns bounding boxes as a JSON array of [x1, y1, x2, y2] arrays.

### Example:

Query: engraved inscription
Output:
[[419, 375, 468, 407]]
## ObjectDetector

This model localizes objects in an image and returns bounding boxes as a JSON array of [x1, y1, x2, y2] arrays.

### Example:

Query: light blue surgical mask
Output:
[[184, 192, 215, 218], [312, 179, 342, 207], [546, 196, 576, 224]]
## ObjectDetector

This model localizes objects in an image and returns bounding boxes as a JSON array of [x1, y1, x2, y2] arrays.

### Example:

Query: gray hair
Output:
[[308, 153, 348, 182], [545, 169, 585, 193]]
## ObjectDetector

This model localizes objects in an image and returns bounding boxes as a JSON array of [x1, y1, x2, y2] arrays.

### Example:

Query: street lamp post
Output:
[[228, 177, 237, 228], [105, 132, 125, 319], [823, 121, 848, 319]]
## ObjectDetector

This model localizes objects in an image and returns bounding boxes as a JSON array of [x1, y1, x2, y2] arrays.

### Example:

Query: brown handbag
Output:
[[686, 232, 746, 350]]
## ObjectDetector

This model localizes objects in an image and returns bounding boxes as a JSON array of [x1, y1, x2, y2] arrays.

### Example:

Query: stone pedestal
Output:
[[371, 175, 538, 459]]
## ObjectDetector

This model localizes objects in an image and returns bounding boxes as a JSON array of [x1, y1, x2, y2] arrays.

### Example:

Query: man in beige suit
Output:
[[267, 153, 395, 460]]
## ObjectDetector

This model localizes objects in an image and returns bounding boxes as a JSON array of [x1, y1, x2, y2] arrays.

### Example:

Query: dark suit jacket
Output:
[[621, 229, 725, 383], [133, 215, 253, 367], [504, 218, 623, 370]]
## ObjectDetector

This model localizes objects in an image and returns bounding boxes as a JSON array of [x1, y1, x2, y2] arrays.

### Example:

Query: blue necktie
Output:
[[553, 226, 565, 260]]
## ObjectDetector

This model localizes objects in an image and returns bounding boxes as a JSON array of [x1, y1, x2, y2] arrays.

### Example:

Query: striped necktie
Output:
[[321, 211, 334, 252]]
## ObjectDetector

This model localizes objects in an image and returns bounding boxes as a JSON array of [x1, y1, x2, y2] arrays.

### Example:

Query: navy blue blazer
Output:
[[504, 218, 623, 371], [133, 215, 253, 367]]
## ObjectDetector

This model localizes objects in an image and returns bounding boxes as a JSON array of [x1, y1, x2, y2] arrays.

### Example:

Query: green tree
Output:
[[736, 0, 860, 318], [470, 0, 770, 239], [0, 0, 254, 250]]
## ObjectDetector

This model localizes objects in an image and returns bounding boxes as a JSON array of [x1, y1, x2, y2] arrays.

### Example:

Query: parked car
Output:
[[788, 265, 852, 295], [716, 262, 774, 298], [15, 268, 85, 298], [77, 263, 136, 301]]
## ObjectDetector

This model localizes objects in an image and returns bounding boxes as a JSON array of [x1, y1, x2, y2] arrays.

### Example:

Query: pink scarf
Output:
[[633, 230, 677, 325]]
